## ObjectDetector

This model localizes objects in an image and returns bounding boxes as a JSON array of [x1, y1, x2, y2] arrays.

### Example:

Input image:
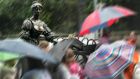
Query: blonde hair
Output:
[[38, 41, 49, 49]]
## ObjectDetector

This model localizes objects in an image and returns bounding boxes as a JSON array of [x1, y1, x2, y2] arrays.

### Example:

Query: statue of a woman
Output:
[[20, 1, 54, 45]]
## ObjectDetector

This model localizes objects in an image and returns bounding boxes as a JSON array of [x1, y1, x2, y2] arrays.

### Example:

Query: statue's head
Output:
[[31, 1, 43, 17]]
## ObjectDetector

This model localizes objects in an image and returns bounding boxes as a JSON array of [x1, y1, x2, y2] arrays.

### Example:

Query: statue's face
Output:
[[32, 5, 42, 16]]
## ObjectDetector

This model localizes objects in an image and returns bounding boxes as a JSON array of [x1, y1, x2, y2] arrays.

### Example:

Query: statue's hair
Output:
[[32, 0, 39, 4], [31, 0, 43, 9]]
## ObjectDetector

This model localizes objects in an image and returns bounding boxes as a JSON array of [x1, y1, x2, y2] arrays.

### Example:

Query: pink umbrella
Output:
[[79, 6, 135, 36], [84, 40, 135, 79]]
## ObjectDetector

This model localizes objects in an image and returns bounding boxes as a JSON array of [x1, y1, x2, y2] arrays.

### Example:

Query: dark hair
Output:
[[62, 48, 74, 63], [102, 30, 109, 37]]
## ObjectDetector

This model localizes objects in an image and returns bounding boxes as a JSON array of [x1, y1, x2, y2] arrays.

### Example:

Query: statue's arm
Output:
[[20, 19, 33, 39], [43, 23, 56, 43], [22, 19, 33, 31]]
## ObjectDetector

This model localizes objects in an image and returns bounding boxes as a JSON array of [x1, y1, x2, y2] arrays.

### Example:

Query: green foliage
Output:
[[0, 0, 135, 37], [0, 0, 81, 36], [0, 0, 33, 35], [40, 0, 80, 33]]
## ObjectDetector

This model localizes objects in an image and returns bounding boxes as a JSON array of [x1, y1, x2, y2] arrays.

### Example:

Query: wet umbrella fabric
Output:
[[84, 40, 135, 79], [49, 38, 84, 62], [21, 69, 52, 79], [80, 6, 135, 35], [49, 39, 75, 62], [0, 38, 57, 64]]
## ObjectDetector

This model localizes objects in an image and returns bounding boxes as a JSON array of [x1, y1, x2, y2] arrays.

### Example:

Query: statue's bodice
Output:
[[32, 20, 46, 32], [21, 18, 53, 45], [29, 20, 46, 39]]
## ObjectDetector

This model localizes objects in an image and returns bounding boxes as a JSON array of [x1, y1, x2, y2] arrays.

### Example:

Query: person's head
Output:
[[102, 29, 109, 37], [127, 31, 137, 45], [31, 1, 43, 18], [62, 48, 75, 64], [39, 41, 50, 52], [130, 31, 137, 37]]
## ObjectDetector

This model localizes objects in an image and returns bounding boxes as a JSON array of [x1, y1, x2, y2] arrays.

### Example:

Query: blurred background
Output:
[[0, 0, 140, 47]]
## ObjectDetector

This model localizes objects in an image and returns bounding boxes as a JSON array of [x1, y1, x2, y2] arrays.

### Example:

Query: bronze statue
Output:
[[20, 1, 55, 45]]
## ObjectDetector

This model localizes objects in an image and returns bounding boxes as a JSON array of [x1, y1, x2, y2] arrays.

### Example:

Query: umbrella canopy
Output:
[[80, 5, 135, 35], [21, 69, 52, 79], [49, 38, 84, 62], [0, 38, 57, 64], [49, 39, 75, 62], [84, 40, 135, 79]]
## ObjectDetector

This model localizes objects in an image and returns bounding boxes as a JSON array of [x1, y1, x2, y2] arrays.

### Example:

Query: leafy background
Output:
[[0, 0, 139, 37]]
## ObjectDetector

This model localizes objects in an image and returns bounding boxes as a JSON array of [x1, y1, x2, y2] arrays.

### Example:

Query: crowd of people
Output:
[[18, 30, 140, 79]]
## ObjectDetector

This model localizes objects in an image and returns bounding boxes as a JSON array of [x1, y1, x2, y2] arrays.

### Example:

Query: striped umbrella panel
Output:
[[85, 41, 135, 79]]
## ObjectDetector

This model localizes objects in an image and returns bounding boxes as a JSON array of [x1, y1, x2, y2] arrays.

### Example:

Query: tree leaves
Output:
[[0, 0, 133, 37]]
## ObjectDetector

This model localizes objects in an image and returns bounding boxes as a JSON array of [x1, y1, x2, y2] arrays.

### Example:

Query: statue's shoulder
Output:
[[22, 18, 33, 30], [23, 19, 33, 25]]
